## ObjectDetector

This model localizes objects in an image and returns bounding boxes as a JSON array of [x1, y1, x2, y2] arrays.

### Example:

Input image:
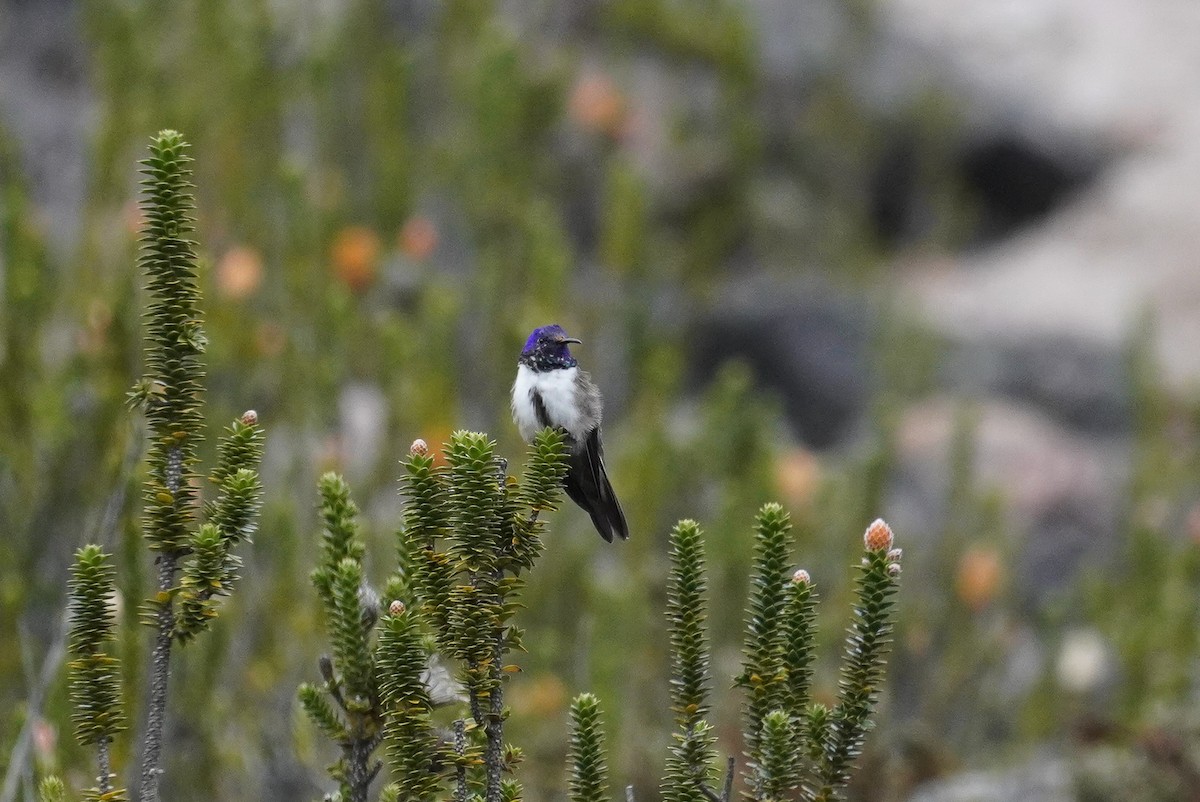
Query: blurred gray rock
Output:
[[0, 0, 93, 252], [879, 0, 1200, 388], [907, 758, 1073, 802], [942, 335, 1130, 434], [893, 396, 1129, 602]]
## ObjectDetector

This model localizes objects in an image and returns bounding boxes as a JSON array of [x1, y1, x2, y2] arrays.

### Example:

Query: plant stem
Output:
[[346, 730, 373, 802], [138, 550, 179, 802], [453, 719, 468, 802], [484, 594, 505, 802], [98, 738, 112, 795]]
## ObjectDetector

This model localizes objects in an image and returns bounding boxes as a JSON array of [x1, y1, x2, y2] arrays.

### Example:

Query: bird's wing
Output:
[[564, 427, 628, 542]]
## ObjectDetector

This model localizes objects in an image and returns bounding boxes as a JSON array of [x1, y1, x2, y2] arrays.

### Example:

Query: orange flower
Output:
[[955, 546, 1003, 612], [1188, 503, 1200, 546], [331, 226, 380, 292], [216, 246, 264, 301], [77, 298, 113, 354], [423, 426, 454, 468], [510, 673, 567, 719], [775, 449, 819, 507], [255, 321, 286, 357], [399, 216, 438, 262], [569, 71, 627, 138], [123, 199, 145, 236]]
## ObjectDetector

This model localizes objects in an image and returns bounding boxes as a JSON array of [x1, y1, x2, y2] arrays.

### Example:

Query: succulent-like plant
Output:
[[67, 545, 127, 801], [568, 693, 610, 802], [58, 130, 266, 802], [300, 428, 570, 802]]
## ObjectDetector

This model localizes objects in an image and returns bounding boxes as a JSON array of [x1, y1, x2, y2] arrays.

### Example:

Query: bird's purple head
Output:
[[520, 324, 581, 369]]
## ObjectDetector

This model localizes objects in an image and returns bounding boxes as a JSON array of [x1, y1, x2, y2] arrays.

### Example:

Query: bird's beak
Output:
[[560, 337, 582, 345]]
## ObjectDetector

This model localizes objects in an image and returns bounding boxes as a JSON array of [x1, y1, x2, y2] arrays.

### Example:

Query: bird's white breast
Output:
[[511, 364, 587, 442]]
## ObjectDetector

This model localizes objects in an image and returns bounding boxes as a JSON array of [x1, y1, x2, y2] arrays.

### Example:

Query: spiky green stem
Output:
[[68, 545, 125, 799], [738, 503, 793, 794], [663, 519, 717, 802], [757, 710, 796, 801], [378, 604, 440, 801], [568, 694, 609, 802], [131, 129, 206, 802], [782, 575, 818, 721], [812, 543, 899, 801], [68, 546, 125, 747], [38, 776, 66, 802], [304, 474, 383, 802]]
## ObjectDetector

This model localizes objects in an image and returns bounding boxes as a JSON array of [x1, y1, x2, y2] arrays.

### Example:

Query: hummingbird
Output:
[[511, 324, 629, 542]]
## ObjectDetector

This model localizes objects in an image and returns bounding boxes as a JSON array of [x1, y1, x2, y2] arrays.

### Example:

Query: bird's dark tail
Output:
[[563, 428, 628, 542]]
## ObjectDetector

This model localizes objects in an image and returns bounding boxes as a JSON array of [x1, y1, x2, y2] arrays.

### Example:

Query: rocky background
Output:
[[3, 1, 1199, 800]]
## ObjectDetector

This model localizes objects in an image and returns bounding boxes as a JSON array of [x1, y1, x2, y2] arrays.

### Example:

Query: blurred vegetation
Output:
[[3, 1, 1200, 801]]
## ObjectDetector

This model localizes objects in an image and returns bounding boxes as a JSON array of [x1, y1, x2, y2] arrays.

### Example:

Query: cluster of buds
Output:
[[862, 519, 902, 577]]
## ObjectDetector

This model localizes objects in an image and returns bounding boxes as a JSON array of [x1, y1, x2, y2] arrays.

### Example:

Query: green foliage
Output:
[[174, 523, 226, 641], [662, 519, 717, 802], [377, 604, 441, 802], [445, 431, 503, 575], [298, 682, 348, 743], [520, 428, 570, 514], [68, 546, 125, 747], [81, 787, 129, 802], [312, 472, 368, 607], [330, 556, 376, 707], [166, 415, 266, 641], [738, 503, 794, 781], [204, 413, 266, 543], [131, 130, 206, 554], [814, 533, 901, 800], [11, 2, 957, 794], [303, 431, 569, 802], [781, 574, 818, 723], [804, 705, 831, 764], [38, 776, 67, 802], [399, 446, 453, 636], [667, 520, 713, 725], [757, 710, 797, 802], [658, 510, 902, 802], [303, 475, 383, 802], [443, 432, 506, 694], [567, 694, 609, 802]]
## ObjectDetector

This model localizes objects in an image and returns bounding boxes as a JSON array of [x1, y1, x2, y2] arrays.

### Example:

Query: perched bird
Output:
[[511, 324, 629, 542]]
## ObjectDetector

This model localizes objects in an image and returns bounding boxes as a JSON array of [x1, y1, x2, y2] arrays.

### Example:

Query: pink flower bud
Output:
[[389, 600, 405, 616], [887, 562, 901, 577], [791, 568, 811, 585], [410, 438, 429, 456], [241, 409, 258, 426], [887, 548, 903, 563]]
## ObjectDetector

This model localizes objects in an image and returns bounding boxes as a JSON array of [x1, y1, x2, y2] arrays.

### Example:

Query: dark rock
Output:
[[957, 135, 1098, 245], [686, 276, 870, 449]]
